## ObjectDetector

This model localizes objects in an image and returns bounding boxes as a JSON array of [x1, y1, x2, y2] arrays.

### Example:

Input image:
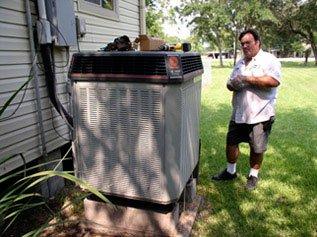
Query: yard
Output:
[[193, 60, 317, 236], [1, 60, 316, 237]]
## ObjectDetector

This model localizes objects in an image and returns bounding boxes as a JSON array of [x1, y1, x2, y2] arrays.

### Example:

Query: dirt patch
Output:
[[1, 185, 89, 237], [2, 186, 202, 237]]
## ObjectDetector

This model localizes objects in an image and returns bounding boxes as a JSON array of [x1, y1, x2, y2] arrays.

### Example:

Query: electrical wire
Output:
[[48, 43, 74, 130], [75, 17, 81, 52], [35, 18, 70, 71], [40, 44, 73, 128], [77, 35, 81, 52], [0, 16, 48, 122], [52, 46, 70, 69], [41, 18, 71, 69], [20, 153, 27, 177], [0, 64, 34, 122], [49, 104, 70, 141], [37, 18, 75, 135], [0, 4, 76, 179], [49, 43, 71, 141], [34, 16, 74, 129], [0, 15, 75, 127]]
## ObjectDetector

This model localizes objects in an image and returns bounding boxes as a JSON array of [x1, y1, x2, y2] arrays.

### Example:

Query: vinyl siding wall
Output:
[[0, 0, 141, 174]]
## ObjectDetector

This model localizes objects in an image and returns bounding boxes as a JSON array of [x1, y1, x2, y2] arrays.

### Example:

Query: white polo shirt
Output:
[[229, 49, 282, 124]]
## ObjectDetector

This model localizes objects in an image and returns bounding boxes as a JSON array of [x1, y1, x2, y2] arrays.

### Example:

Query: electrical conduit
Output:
[[25, 0, 47, 157]]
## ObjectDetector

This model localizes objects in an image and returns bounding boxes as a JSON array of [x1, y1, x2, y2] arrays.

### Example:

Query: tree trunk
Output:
[[219, 47, 223, 67], [233, 30, 238, 66], [304, 48, 311, 65], [216, 36, 223, 67], [311, 45, 317, 66], [308, 30, 317, 66], [290, 25, 317, 66]]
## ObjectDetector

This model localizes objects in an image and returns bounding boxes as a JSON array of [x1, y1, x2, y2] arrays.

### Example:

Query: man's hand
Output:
[[226, 80, 236, 91], [227, 75, 248, 91]]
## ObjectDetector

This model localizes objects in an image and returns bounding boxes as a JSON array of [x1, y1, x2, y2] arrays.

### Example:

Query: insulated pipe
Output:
[[139, 0, 146, 34], [25, 0, 47, 157], [40, 44, 73, 127], [37, 0, 73, 127]]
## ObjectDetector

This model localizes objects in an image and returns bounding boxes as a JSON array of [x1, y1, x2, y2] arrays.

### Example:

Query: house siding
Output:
[[0, 0, 141, 174]]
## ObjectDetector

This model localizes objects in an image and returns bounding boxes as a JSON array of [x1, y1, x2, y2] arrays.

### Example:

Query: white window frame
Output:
[[78, 0, 120, 21]]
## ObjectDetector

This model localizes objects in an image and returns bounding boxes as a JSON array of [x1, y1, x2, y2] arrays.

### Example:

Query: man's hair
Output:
[[239, 29, 261, 43]]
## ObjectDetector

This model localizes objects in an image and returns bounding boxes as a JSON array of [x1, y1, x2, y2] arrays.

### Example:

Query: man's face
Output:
[[240, 33, 260, 60]]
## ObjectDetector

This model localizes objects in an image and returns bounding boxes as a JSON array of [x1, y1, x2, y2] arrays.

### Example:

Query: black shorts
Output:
[[226, 117, 275, 153]]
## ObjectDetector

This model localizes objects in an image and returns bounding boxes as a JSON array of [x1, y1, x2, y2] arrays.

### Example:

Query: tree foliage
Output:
[[269, 0, 317, 64], [145, 0, 165, 38], [177, 1, 230, 66], [145, 0, 189, 45], [145, 0, 180, 43], [170, 0, 317, 65]]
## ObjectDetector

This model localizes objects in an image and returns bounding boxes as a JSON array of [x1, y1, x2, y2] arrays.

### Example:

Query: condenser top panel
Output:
[[69, 51, 203, 83]]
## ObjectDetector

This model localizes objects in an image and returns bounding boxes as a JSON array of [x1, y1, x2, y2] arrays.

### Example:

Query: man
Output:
[[212, 29, 281, 190]]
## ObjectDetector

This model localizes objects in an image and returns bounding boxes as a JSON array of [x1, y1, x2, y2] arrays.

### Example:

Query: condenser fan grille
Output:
[[180, 55, 203, 74], [71, 55, 167, 75], [69, 51, 203, 82]]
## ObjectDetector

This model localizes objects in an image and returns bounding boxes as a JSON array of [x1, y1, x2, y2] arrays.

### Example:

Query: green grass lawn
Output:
[[194, 60, 317, 236]]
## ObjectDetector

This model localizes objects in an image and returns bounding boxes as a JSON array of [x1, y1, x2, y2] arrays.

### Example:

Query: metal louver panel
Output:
[[180, 55, 204, 75], [76, 82, 164, 200], [180, 81, 201, 185]]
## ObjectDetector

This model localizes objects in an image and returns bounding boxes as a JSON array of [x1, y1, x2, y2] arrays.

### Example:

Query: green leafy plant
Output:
[[0, 144, 110, 236]]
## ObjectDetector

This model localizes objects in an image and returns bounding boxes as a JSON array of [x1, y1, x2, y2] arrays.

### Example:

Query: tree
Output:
[[177, 1, 230, 66], [186, 34, 205, 53], [269, 0, 317, 65], [264, 27, 305, 57], [145, 0, 165, 38], [176, 0, 277, 66], [226, 0, 278, 64]]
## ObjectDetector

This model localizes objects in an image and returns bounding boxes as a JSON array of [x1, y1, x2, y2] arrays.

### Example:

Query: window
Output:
[[85, 0, 114, 10], [78, 0, 119, 20]]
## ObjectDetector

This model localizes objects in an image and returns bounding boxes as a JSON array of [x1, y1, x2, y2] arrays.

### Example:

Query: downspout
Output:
[[25, 0, 47, 157], [139, 0, 146, 34]]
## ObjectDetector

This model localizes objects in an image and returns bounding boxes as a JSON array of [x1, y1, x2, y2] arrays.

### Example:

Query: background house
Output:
[[0, 0, 145, 184]]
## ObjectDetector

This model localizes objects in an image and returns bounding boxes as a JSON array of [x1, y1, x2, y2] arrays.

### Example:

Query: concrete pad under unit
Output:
[[84, 196, 202, 236]]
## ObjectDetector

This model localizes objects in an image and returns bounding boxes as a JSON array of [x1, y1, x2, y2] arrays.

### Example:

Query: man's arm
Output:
[[238, 75, 280, 88]]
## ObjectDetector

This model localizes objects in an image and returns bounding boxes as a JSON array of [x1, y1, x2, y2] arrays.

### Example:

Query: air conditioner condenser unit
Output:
[[69, 51, 204, 204]]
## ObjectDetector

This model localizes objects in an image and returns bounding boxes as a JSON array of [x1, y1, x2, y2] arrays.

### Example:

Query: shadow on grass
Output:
[[280, 61, 316, 68], [196, 102, 317, 236]]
